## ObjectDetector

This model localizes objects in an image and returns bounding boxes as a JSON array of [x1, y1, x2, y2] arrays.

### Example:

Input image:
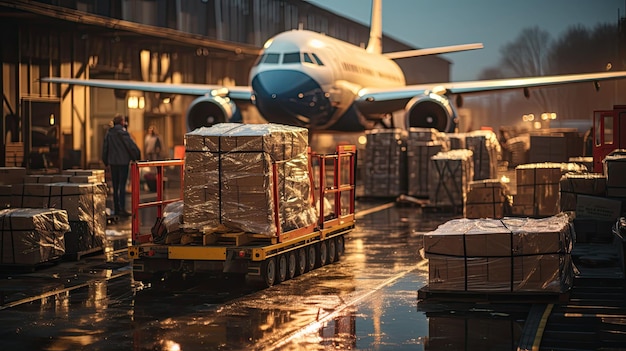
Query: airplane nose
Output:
[[252, 70, 332, 128]]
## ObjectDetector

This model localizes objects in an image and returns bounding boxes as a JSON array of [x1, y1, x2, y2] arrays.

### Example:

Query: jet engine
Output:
[[186, 95, 240, 131], [404, 93, 457, 133]]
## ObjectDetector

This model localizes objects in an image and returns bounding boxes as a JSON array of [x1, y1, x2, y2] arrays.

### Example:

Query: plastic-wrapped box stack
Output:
[[183, 123, 317, 236], [9, 170, 108, 257], [407, 128, 447, 198], [446, 132, 466, 150], [604, 151, 626, 198], [465, 130, 501, 181], [429, 149, 474, 207], [0, 208, 69, 265], [559, 173, 606, 211], [464, 179, 510, 219], [512, 162, 585, 217], [362, 128, 407, 197], [423, 214, 573, 293]]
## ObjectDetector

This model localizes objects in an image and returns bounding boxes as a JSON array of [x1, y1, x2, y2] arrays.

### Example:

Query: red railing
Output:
[[130, 159, 185, 244]]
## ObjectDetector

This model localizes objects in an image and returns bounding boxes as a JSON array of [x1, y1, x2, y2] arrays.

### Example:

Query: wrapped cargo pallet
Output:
[[407, 128, 448, 198], [183, 123, 317, 236], [429, 149, 474, 207], [604, 151, 626, 198], [513, 162, 586, 217], [465, 130, 501, 180], [464, 179, 510, 219], [0, 208, 69, 265], [559, 173, 606, 211], [362, 128, 407, 197], [423, 214, 573, 293], [47, 182, 108, 256], [9, 180, 107, 257]]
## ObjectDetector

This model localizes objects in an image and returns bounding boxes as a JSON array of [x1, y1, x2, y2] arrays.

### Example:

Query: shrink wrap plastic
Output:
[[429, 149, 474, 207], [424, 214, 573, 293], [465, 130, 501, 180], [362, 128, 407, 197], [10, 181, 107, 255], [0, 208, 69, 265], [183, 123, 317, 236]]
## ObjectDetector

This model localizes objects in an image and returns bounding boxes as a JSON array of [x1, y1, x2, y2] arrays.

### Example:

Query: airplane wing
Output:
[[356, 71, 626, 112], [40, 77, 253, 101]]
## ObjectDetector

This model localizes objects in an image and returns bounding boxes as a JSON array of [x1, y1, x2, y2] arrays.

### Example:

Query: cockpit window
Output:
[[253, 54, 265, 66], [263, 53, 280, 64], [303, 53, 314, 64], [311, 53, 324, 66], [283, 52, 301, 64]]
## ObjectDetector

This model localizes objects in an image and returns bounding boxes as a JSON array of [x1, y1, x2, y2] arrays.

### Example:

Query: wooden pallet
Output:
[[417, 285, 570, 304]]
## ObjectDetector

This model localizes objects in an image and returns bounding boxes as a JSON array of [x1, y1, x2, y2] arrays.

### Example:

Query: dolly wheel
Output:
[[261, 257, 277, 287], [328, 238, 337, 263], [296, 248, 307, 276], [318, 241, 328, 267], [277, 254, 288, 283], [336, 236, 345, 258], [287, 252, 297, 279], [306, 245, 316, 271]]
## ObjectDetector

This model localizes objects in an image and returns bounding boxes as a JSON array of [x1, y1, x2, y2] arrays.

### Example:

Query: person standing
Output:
[[102, 114, 141, 217], [144, 125, 162, 161]]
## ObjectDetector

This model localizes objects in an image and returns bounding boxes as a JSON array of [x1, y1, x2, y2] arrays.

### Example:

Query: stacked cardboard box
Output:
[[424, 214, 573, 293], [512, 163, 585, 217], [362, 128, 407, 197], [0, 208, 69, 265], [0, 167, 26, 185], [183, 123, 316, 235], [9, 181, 107, 256], [47, 182, 107, 255], [429, 149, 473, 207], [529, 129, 582, 163], [407, 128, 447, 198], [604, 152, 626, 198], [446, 133, 466, 150], [559, 173, 606, 211], [465, 130, 501, 180], [4, 142, 24, 167], [464, 179, 510, 219]]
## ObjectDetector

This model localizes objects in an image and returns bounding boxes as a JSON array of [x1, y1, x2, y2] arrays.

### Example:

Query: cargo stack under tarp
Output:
[[183, 123, 317, 236], [406, 128, 447, 198], [428, 149, 474, 209], [362, 128, 407, 198], [0, 208, 69, 266], [422, 214, 573, 297]]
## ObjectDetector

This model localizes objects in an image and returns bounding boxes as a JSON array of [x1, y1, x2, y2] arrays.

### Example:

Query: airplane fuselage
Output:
[[250, 30, 405, 131]]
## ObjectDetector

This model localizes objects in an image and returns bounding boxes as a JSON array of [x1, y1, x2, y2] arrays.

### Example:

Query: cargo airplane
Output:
[[43, 0, 626, 133]]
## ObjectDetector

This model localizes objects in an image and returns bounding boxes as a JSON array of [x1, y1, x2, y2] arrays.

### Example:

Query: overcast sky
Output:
[[307, 0, 624, 81]]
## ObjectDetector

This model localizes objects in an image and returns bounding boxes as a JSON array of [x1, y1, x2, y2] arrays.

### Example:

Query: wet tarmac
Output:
[[1, 199, 625, 350]]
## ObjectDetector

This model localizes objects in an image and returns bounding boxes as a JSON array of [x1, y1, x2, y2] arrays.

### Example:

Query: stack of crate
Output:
[[0, 167, 26, 208], [604, 152, 626, 198], [183, 123, 317, 236], [512, 162, 585, 217], [464, 179, 510, 219], [362, 128, 407, 197], [9, 169, 108, 258], [423, 214, 573, 293], [406, 128, 447, 198], [559, 173, 606, 212], [465, 130, 501, 181], [429, 149, 474, 208]]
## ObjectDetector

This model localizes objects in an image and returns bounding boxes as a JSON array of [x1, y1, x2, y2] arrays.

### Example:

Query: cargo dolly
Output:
[[127, 145, 356, 287]]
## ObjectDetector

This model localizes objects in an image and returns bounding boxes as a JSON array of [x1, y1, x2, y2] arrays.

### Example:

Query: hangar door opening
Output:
[[21, 99, 60, 170]]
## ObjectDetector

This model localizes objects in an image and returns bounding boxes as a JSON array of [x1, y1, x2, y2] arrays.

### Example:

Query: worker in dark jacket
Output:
[[102, 114, 141, 217]]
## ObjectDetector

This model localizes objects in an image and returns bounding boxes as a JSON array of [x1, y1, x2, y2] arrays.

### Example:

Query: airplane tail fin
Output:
[[366, 0, 382, 54]]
